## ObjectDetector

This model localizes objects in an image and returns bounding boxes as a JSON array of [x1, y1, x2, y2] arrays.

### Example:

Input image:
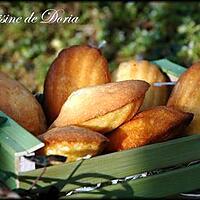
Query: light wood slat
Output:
[[152, 58, 186, 77], [0, 111, 44, 154], [0, 139, 17, 188], [66, 163, 200, 199], [19, 135, 200, 192], [0, 145, 15, 172], [0, 111, 43, 189]]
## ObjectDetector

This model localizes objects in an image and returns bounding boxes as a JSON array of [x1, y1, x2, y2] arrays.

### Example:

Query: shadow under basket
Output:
[[1, 59, 200, 199]]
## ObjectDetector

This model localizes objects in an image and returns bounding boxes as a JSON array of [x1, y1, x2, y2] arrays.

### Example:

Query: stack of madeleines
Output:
[[1, 44, 200, 163]]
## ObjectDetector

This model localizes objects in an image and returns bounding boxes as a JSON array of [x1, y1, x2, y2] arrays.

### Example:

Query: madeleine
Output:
[[106, 106, 193, 152], [50, 80, 150, 133], [43, 45, 111, 124], [0, 72, 47, 135], [38, 126, 109, 162], [112, 60, 170, 111], [167, 62, 200, 135]]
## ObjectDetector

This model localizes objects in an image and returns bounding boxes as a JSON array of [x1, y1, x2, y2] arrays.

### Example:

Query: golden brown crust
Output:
[[39, 125, 108, 144], [43, 45, 111, 124], [38, 125, 109, 162], [112, 60, 171, 110], [78, 102, 141, 133], [0, 72, 47, 135], [51, 80, 150, 128], [167, 62, 200, 134], [106, 106, 193, 152]]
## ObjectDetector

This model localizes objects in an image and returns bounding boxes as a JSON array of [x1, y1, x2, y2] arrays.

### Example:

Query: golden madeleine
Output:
[[79, 102, 139, 133], [43, 45, 111, 124], [0, 72, 47, 135], [38, 126, 109, 162], [112, 60, 170, 111], [167, 62, 200, 135], [106, 106, 193, 152], [50, 80, 150, 133]]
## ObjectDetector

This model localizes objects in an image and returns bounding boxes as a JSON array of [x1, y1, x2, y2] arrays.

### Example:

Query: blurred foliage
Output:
[[0, 2, 200, 92]]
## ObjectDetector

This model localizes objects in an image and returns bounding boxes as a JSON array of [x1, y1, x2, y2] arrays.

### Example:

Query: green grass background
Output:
[[0, 2, 200, 92]]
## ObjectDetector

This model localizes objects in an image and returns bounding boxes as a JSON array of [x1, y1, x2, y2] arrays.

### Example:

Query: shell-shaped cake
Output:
[[0, 72, 47, 136], [50, 80, 150, 133], [167, 62, 200, 135], [106, 106, 193, 152], [38, 126, 109, 162], [112, 60, 170, 111], [43, 45, 111, 124]]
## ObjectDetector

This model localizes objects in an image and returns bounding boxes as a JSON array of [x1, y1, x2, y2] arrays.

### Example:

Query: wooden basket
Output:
[[1, 59, 200, 199]]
